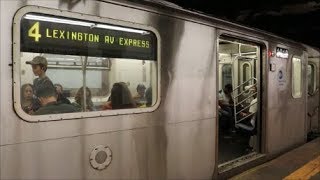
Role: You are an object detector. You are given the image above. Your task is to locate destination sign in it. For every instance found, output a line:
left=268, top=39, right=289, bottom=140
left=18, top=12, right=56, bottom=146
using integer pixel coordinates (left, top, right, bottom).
left=276, top=47, right=289, bottom=59
left=20, top=13, right=157, bottom=60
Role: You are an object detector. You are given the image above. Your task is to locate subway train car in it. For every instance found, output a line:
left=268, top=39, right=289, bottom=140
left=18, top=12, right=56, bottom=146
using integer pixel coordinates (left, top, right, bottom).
left=1, top=0, right=320, bottom=179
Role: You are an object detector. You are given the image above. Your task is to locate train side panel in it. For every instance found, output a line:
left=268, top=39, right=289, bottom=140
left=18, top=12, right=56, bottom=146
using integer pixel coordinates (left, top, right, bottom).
left=266, top=44, right=307, bottom=153
left=1, top=0, right=216, bottom=179
left=305, top=46, right=320, bottom=135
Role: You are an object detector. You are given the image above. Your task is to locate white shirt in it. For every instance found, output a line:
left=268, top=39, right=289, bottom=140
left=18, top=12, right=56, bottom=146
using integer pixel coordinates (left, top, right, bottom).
left=249, top=98, right=257, bottom=113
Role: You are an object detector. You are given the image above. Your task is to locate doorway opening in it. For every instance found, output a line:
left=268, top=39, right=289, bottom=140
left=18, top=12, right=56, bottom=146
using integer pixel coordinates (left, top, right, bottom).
left=217, top=36, right=262, bottom=166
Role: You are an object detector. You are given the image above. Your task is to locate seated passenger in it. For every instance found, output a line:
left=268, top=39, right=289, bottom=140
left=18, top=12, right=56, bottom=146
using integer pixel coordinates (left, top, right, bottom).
left=239, top=85, right=258, bottom=126
left=72, top=86, right=95, bottom=112
left=102, top=82, right=136, bottom=110
left=21, top=83, right=40, bottom=114
left=33, top=81, right=79, bottom=115
left=218, top=84, right=233, bottom=109
left=54, top=83, right=71, bottom=104
left=218, top=84, right=234, bottom=132
left=237, top=85, right=258, bottom=152
left=133, top=84, right=147, bottom=107
left=145, top=87, right=152, bottom=107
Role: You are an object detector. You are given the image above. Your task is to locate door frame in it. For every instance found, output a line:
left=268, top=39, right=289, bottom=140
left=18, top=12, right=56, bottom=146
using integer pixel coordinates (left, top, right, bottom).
left=306, top=59, right=319, bottom=135
left=215, top=29, right=268, bottom=175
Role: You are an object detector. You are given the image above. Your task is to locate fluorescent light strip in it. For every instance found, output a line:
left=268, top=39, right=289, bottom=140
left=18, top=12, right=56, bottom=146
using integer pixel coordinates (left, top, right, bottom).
left=96, top=24, right=149, bottom=34
left=24, top=14, right=149, bottom=34
left=25, top=14, right=93, bottom=27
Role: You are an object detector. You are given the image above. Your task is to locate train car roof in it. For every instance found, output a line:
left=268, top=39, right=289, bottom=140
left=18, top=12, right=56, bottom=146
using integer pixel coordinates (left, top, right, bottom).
left=101, top=0, right=320, bottom=52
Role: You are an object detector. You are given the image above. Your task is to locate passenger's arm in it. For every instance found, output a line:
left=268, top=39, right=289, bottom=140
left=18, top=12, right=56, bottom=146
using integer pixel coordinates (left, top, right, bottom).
left=101, top=101, right=112, bottom=110
left=219, top=100, right=232, bottom=107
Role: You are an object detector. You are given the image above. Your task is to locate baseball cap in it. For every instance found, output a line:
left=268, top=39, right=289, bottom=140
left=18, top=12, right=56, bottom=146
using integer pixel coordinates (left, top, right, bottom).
left=26, top=56, right=48, bottom=66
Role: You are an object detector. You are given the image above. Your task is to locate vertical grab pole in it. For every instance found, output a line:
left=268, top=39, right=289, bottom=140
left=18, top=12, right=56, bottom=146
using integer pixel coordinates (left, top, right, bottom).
left=232, top=56, right=239, bottom=126
left=82, top=56, right=88, bottom=112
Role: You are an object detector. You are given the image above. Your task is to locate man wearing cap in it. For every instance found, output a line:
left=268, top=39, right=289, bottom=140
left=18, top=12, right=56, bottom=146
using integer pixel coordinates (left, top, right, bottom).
left=133, top=84, right=147, bottom=107
left=26, top=56, right=55, bottom=98
left=33, top=80, right=79, bottom=115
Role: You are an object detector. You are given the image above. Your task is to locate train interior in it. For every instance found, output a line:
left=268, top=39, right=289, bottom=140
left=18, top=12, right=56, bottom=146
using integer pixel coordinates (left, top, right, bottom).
left=20, top=52, right=158, bottom=111
left=218, top=37, right=260, bottom=165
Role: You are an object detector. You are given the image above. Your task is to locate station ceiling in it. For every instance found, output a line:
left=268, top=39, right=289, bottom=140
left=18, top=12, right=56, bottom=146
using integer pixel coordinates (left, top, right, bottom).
left=165, top=0, right=320, bottom=49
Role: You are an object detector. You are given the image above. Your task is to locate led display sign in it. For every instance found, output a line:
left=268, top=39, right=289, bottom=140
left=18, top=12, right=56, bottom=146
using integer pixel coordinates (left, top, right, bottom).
left=276, top=47, right=289, bottom=59
left=20, top=13, right=157, bottom=60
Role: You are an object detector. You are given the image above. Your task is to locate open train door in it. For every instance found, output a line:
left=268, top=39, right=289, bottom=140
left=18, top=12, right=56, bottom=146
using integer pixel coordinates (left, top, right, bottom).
left=306, top=50, right=320, bottom=140
left=217, top=34, right=265, bottom=174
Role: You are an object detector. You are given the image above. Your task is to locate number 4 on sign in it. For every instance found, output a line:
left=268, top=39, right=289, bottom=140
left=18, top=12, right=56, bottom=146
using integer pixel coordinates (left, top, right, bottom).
left=28, top=22, right=42, bottom=42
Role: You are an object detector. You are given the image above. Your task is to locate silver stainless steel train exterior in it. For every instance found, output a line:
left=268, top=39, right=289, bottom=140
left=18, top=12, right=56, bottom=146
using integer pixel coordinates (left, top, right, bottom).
left=1, top=0, right=319, bottom=179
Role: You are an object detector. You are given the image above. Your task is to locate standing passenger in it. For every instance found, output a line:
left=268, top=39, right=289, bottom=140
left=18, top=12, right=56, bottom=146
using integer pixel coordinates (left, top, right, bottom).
left=26, top=56, right=55, bottom=98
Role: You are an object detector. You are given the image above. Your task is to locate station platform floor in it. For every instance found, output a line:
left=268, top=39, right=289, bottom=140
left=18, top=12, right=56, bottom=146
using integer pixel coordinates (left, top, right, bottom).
left=230, top=137, right=320, bottom=180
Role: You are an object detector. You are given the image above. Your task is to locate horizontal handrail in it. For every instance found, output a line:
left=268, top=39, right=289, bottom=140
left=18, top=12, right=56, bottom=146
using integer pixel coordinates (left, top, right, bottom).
left=236, top=113, right=254, bottom=123
left=233, top=78, right=257, bottom=92
left=234, top=85, right=257, bottom=99
left=236, top=92, right=257, bottom=106
left=235, top=101, right=257, bottom=115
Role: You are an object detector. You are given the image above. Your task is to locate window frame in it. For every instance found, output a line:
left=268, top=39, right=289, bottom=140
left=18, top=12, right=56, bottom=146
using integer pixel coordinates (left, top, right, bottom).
left=221, top=64, right=233, bottom=89
left=241, top=62, right=252, bottom=91
left=13, top=6, right=161, bottom=122
left=307, top=63, right=317, bottom=95
left=291, top=56, right=302, bottom=98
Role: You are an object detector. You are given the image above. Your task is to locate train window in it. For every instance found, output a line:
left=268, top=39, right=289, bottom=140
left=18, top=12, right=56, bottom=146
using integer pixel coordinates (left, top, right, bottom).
left=292, top=57, right=302, bottom=98
left=14, top=12, right=159, bottom=121
left=307, top=63, right=316, bottom=95
left=222, top=64, right=232, bottom=88
left=242, top=63, right=252, bottom=90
